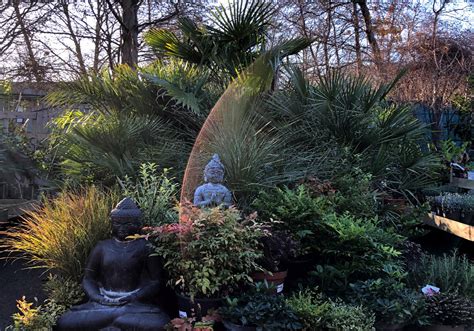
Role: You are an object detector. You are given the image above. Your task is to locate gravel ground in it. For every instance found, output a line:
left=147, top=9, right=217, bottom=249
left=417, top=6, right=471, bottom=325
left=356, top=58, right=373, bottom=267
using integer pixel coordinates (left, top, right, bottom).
left=0, top=236, right=46, bottom=330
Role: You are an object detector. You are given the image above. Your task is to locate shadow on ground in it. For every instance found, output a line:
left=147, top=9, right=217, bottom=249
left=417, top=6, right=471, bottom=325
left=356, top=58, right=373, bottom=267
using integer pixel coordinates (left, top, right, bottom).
left=0, top=236, right=46, bottom=330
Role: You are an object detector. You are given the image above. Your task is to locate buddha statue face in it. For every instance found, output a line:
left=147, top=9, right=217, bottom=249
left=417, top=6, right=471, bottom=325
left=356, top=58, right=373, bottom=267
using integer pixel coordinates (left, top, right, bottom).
left=109, top=197, right=143, bottom=241
left=111, top=217, right=141, bottom=241
left=204, top=154, right=225, bottom=184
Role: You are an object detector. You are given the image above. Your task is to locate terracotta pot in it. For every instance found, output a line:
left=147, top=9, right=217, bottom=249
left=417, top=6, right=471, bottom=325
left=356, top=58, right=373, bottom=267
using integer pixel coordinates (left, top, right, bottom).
left=223, top=320, right=257, bottom=331
left=251, top=270, right=287, bottom=294
left=176, top=293, right=223, bottom=319
left=420, top=325, right=466, bottom=331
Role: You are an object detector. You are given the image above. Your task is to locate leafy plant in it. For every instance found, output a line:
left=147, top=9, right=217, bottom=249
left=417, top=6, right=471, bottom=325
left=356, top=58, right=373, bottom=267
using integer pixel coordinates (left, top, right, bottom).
left=350, top=276, right=428, bottom=326
left=252, top=185, right=332, bottom=257
left=151, top=202, right=264, bottom=298
left=425, top=292, right=473, bottom=326
left=43, top=274, right=84, bottom=307
left=311, top=213, right=404, bottom=292
left=1, top=186, right=119, bottom=281
left=119, top=163, right=178, bottom=226
left=8, top=297, right=48, bottom=331
left=407, top=251, right=474, bottom=299
left=286, top=288, right=375, bottom=331
left=220, top=282, right=302, bottom=330
left=257, top=229, right=299, bottom=273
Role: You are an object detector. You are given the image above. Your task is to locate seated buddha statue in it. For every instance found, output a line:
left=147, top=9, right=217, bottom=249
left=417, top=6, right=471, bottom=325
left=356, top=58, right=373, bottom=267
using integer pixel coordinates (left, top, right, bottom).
left=193, top=154, right=232, bottom=208
left=57, top=197, right=170, bottom=331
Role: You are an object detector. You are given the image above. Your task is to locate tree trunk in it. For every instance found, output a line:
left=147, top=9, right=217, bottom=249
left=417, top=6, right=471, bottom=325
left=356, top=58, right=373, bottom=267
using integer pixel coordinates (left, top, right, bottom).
left=356, top=0, right=382, bottom=70
left=120, top=0, right=139, bottom=67
left=13, top=1, right=43, bottom=81
left=61, top=3, right=87, bottom=75
left=352, top=1, right=362, bottom=74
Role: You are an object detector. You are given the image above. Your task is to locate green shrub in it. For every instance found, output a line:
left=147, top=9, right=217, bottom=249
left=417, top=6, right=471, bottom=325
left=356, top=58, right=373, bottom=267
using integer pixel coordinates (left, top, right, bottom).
left=8, top=297, right=49, bottom=331
left=252, top=185, right=332, bottom=256
left=286, top=289, right=375, bottom=331
left=350, top=276, right=428, bottom=326
left=311, top=213, right=404, bottom=292
left=43, top=274, right=84, bottom=307
left=1, top=186, right=119, bottom=281
left=330, top=167, right=378, bottom=218
left=407, top=251, right=474, bottom=299
left=119, top=163, right=178, bottom=226
left=220, top=282, right=302, bottom=330
left=152, top=203, right=264, bottom=298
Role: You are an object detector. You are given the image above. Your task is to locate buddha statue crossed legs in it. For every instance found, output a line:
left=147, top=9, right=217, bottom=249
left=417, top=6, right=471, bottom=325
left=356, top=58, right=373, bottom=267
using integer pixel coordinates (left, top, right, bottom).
left=57, top=197, right=169, bottom=331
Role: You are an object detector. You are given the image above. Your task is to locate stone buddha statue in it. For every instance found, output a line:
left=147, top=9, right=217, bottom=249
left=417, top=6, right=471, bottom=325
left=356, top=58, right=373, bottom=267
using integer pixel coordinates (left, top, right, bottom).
left=193, top=154, right=232, bottom=208
left=57, top=197, right=170, bottom=331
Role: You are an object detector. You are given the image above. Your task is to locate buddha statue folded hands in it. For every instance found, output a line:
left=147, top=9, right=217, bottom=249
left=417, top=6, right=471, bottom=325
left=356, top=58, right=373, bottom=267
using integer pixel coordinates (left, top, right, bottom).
left=56, top=197, right=170, bottom=331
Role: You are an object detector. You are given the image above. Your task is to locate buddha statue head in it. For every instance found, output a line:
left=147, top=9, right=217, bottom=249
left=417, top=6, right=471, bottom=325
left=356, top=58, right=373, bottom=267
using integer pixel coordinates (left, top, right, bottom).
left=110, top=197, right=142, bottom=241
left=204, top=154, right=225, bottom=184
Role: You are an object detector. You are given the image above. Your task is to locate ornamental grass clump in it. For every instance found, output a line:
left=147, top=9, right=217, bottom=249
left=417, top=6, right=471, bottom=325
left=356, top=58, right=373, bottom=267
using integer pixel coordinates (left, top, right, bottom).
left=151, top=202, right=265, bottom=299
left=1, top=186, right=118, bottom=281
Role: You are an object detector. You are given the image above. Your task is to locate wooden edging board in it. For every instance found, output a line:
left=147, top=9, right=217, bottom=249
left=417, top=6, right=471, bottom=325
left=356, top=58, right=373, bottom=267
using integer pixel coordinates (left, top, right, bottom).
left=424, top=213, right=473, bottom=242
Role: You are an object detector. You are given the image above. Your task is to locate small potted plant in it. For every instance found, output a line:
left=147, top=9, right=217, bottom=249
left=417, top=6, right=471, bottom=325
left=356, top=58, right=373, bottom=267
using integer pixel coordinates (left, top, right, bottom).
left=219, top=282, right=302, bottom=331
left=251, top=229, right=298, bottom=294
left=151, top=202, right=264, bottom=318
left=423, top=291, right=473, bottom=331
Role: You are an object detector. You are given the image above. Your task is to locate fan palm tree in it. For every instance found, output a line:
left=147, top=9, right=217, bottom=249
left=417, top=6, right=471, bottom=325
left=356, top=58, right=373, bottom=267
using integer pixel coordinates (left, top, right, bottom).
left=144, top=0, right=275, bottom=80
left=267, top=67, right=441, bottom=201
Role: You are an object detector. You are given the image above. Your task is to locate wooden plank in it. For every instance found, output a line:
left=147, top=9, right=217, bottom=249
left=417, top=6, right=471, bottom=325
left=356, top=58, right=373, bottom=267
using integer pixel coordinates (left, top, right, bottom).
left=450, top=177, right=474, bottom=190
left=424, top=213, right=473, bottom=241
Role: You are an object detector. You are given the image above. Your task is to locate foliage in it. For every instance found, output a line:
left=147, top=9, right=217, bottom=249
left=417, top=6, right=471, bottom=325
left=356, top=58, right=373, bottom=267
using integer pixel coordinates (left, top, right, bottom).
left=407, top=251, right=474, bottom=299
left=9, top=297, right=49, bottom=331
left=1, top=186, right=118, bottom=281
left=151, top=203, right=264, bottom=298
left=439, top=139, right=469, bottom=163
left=425, top=292, right=473, bottom=326
left=145, top=0, right=275, bottom=80
left=220, top=282, right=302, bottom=330
left=350, top=273, right=428, bottom=326
left=166, top=313, right=219, bottom=331
left=329, top=165, right=378, bottom=218
left=252, top=185, right=332, bottom=256
left=286, top=289, right=375, bottom=331
left=119, top=163, right=178, bottom=226
left=50, top=110, right=188, bottom=185
left=257, top=229, right=299, bottom=272
left=45, top=61, right=212, bottom=185
left=311, top=213, right=403, bottom=293
left=43, top=274, right=84, bottom=307
left=267, top=67, right=440, bottom=201
left=381, top=203, right=430, bottom=238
